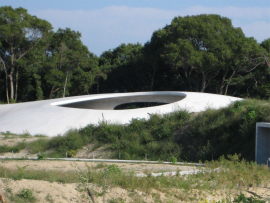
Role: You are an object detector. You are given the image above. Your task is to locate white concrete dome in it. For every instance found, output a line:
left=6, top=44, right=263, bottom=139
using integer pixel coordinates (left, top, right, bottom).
left=0, top=91, right=242, bottom=137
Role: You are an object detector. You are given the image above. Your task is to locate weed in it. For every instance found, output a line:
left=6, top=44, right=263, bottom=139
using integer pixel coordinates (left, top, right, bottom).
left=72, top=162, right=96, bottom=202
left=3, top=131, right=11, bottom=136
left=233, top=193, right=266, bottom=203
left=95, top=162, right=106, bottom=169
left=37, top=153, right=46, bottom=159
left=0, top=142, right=26, bottom=153
left=28, top=138, right=49, bottom=154
left=109, top=197, right=126, bottom=203
left=20, top=130, right=32, bottom=138
left=105, top=164, right=121, bottom=174
left=45, top=193, right=54, bottom=203
left=232, top=100, right=243, bottom=112
left=18, top=188, right=34, bottom=199
left=34, top=134, right=47, bottom=137
left=8, top=188, right=37, bottom=203
left=67, top=149, right=76, bottom=157
left=171, top=156, right=177, bottom=164
left=2, top=170, right=13, bottom=195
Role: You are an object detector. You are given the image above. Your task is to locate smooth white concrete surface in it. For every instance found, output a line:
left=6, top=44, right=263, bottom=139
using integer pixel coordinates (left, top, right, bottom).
left=256, top=122, right=270, bottom=165
left=0, top=91, right=242, bottom=137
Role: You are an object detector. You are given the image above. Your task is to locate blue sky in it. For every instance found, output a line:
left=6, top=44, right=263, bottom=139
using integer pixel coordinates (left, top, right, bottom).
left=1, top=0, right=270, bottom=56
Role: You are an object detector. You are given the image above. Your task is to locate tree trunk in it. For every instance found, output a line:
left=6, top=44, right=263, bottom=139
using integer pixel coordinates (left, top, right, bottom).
left=224, top=69, right=237, bottom=95
left=49, top=87, right=60, bottom=99
left=34, top=73, right=43, bottom=100
left=219, top=68, right=228, bottom=95
left=150, top=65, right=156, bottom=91
left=224, top=83, right=229, bottom=95
left=97, top=83, right=99, bottom=94
left=200, top=71, right=206, bottom=92
left=5, top=74, right=9, bottom=104
left=15, top=66, right=19, bottom=102
left=0, top=57, right=9, bottom=104
left=8, top=74, right=14, bottom=100
left=49, top=86, right=54, bottom=99
left=10, top=47, right=15, bottom=100
left=63, top=71, right=69, bottom=97
left=184, top=68, right=192, bottom=91
left=261, top=53, right=270, bottom=69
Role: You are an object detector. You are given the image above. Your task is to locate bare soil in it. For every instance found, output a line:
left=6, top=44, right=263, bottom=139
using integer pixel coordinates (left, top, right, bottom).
left=0, top=134, right=269, bottom=203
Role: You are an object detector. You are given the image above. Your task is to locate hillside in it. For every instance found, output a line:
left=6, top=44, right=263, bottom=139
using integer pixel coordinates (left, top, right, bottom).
left=1, top=99, right=270, bottom=163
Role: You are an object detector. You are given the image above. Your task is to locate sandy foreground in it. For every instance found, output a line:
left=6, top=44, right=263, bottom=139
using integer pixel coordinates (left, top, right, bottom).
left=0, top=159, right=205, bottom=203
left=0, top=134, right=270, bottom=202
left=0, top=159, right=269, bottom=203
left=0, top=160, right=269, bottom=203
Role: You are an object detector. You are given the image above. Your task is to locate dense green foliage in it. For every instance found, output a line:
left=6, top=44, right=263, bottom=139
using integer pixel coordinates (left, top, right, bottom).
left=175, top=99, right=270, bottom=161
left=2, top=99, right=269, bottom=162
left=79, top=99, right=270, bottom=162
left=0, top=7, right=270, bottom=103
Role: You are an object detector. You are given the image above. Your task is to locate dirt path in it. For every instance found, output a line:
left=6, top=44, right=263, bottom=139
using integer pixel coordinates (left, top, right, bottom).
left=0, top=159, right=197, bottom=174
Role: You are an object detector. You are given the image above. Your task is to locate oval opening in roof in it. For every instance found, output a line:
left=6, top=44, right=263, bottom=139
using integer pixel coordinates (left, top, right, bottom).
left=56, top=93, right=186, bottom=110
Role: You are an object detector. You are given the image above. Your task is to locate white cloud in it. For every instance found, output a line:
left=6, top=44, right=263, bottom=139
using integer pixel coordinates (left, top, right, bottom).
left=33, top=6, right=270, bottom=55
left=185, top=6, right=270, bottom=19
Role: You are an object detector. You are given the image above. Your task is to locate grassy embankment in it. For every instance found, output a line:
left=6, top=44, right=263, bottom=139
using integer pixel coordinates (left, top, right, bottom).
left=1, top=99, right=270, bottom=162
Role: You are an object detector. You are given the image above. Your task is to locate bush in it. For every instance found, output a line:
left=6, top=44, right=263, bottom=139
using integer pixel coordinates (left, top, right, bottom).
left=18, top=188, right=34, bottom=199
left=233, top=193, right=266, bottom=203
left=174, top=99, right=270, bottom=162
left=37, top=153, right=46, bottom=160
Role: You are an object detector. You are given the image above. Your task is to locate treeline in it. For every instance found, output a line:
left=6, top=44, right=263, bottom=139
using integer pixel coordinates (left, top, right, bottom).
left=0, top=6, right=270, bottom=103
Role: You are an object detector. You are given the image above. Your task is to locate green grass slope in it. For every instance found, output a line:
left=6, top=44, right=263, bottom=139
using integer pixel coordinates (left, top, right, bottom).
left=1, top=99, right=270, bottom=162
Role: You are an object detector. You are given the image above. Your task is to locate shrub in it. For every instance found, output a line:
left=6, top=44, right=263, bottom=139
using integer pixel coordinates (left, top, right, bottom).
left=233, top=193, right=265, bottom=203
left=174, top=99, right=270, bottom=162
left=37, top=153, right=46, bottom=160
left=171, top=156, right=177, bottom=164
left=18, top=188, right=34, bottom=199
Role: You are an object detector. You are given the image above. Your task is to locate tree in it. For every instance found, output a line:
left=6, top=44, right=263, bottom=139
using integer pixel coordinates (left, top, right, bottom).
left=251, top=38, right=270, bottom=98
left=147, top=14, right=262, bottom=94
left=45, top=28, right=89, bottom=98
left=98, top=43, right=145, bottom=93
left=70, top=52, right=100, bottom=95
left=0, top=55, right=9, bottom=103
left=260, top=38, right=270, bottom=68
left=0, top=6, right=53, bottom=101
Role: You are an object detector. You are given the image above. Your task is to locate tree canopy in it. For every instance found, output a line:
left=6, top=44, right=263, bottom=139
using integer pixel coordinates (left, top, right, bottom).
left=0, top=8, right=269, bottom=103
left=0, top=6, right=53, bottom=102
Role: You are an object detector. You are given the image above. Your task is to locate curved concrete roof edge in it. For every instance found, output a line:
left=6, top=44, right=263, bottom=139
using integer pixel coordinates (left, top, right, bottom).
left=0, top=91, right=243, bottom=137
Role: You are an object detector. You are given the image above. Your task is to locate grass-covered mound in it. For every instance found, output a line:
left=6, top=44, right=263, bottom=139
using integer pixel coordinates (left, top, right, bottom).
left=175, top=99, right=270, bottom=162
left=1, top=99, right=270, bottom=162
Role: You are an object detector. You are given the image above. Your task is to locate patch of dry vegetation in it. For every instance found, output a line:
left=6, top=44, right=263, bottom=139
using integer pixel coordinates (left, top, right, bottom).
left=0, top=154, right=269, bottom=202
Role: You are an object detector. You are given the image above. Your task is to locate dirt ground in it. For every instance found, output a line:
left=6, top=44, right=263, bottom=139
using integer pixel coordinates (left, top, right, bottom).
left=0, top=134, right=270, bottom=203
left=0, top=159, right=197, bottom=174
left=0, top=158, right=202, bottom=202
left=0, top=166, right=269, bottom=203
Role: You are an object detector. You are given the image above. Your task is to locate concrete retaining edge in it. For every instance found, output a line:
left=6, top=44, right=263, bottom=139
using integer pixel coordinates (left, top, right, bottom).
left=0, top=156, right=221, bottom=177
left=0, top=156, right=204, bottom=166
